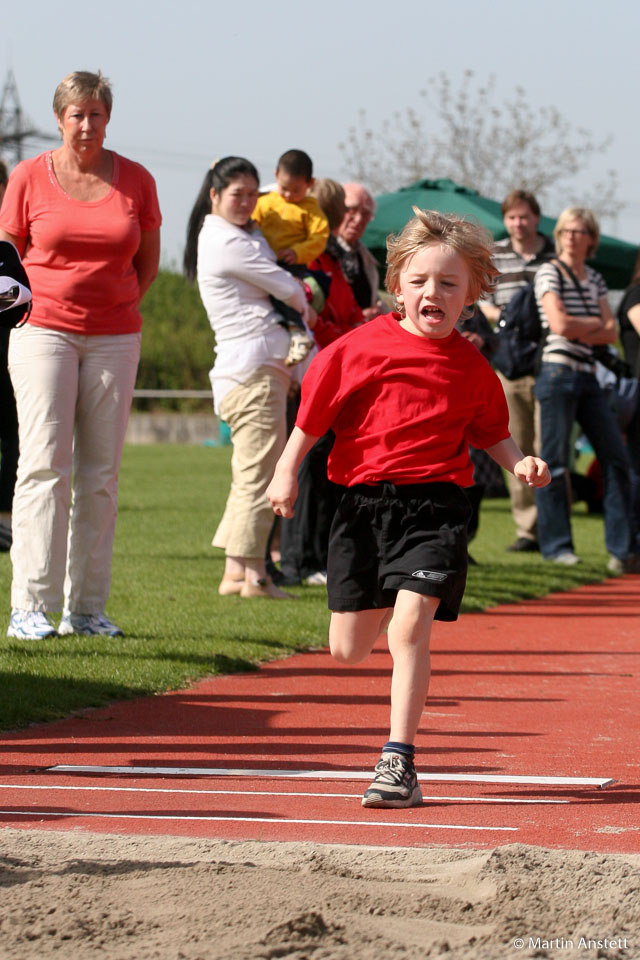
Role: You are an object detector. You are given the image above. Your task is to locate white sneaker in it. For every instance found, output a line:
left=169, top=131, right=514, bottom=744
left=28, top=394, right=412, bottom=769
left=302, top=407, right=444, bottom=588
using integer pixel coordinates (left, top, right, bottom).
left=7, top=609, right=57, bottom=640
left=551, top=551, right=581, bottom=566
left=58, top=612, right=124, bottom=637
left=607, top=555, right=624, bottom=575
left=304, top=571, right=328, bottom=586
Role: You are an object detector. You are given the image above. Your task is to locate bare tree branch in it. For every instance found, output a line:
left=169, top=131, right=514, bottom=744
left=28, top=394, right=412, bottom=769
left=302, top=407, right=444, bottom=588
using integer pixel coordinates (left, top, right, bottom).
left=339, top=72, right=622, bottom=227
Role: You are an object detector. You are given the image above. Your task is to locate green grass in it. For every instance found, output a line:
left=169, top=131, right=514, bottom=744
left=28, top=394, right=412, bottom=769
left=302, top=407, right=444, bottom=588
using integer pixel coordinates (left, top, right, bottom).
left=0, top=445, right=612, bottom=732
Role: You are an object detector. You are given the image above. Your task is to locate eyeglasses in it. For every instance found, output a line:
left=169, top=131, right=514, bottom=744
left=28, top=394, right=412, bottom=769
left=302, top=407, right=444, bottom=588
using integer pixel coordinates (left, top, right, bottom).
left=345, top=205, right=374, bottom=219
left=559, top=228, right=590, bottom=237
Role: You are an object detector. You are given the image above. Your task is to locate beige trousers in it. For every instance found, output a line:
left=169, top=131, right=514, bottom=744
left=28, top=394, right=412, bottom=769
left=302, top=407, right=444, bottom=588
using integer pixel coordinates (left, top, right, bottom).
left=498, top=372, right=540, bottom=542
left=213, top=365, right=290, bottom=559
left=8, top=325, right=140, bottom=613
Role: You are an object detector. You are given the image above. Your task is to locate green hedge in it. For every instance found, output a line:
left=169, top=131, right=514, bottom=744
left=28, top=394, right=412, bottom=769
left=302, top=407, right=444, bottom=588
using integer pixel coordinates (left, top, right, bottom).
left=137, top=270, right=213, bottom=410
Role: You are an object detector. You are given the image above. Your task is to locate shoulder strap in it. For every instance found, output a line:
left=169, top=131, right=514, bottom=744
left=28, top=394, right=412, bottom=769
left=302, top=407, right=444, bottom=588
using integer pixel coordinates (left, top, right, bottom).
left=552, top=259, right=592, bottom=313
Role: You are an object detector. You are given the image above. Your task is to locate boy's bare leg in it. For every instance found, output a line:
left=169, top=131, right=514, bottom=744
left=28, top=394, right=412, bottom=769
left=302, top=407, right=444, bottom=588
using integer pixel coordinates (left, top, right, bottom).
left=329, top=608, right=393, bottom=664
left=355, top=591, right=437, bottom=808
left=387, top=590, right=438, bottom=744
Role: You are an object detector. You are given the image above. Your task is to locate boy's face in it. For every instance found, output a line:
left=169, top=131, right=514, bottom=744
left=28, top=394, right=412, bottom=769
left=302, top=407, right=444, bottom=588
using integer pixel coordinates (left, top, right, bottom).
left=275, top=169, right=311, bottom=204
left=395, top=244, right=473, bottom=340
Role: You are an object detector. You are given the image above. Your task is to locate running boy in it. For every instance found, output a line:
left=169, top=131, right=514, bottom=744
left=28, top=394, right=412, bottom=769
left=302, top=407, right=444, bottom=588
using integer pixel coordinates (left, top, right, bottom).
left=254, top=150, right=330, bottom=366
left=267, top=208, right=550, bottom=808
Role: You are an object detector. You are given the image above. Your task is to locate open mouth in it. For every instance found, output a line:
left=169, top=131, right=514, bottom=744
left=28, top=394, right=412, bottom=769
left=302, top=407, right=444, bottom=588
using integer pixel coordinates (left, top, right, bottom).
left=421, top=306, right=445, bottom=321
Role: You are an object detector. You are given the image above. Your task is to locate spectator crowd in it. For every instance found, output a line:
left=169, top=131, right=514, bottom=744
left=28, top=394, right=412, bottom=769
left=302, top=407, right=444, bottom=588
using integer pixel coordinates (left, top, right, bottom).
left=1, top=77, right=639, bottom=643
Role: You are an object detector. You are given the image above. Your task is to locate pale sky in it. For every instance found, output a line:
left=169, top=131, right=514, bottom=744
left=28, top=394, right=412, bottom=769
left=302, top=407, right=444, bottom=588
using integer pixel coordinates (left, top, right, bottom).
left=3, top=0, right=639, bottom=270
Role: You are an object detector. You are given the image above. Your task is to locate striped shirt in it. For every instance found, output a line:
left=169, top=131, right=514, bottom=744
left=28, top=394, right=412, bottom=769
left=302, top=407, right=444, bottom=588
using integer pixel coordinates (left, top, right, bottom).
left=485, top=235, right=555, bottom=308
left=534, top=262, right=608, bottom=371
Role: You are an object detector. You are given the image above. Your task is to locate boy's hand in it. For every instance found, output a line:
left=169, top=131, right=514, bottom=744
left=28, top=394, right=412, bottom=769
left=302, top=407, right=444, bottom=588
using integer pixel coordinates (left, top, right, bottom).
left=267, top=470, right=298, bottom=518
left=277, top=248, right=297, bottom=265
left=514, top=457, right=551, bottom=488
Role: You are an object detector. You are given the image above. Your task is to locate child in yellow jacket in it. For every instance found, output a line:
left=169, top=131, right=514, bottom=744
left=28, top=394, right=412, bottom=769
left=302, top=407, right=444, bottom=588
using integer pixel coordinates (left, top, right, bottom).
left=254, top=150, right=330, bottom=366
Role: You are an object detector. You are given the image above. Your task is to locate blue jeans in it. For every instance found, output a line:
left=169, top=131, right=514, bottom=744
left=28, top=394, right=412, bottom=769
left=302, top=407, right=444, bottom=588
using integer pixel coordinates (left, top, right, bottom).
left=534, top=363, right=631, bottom=560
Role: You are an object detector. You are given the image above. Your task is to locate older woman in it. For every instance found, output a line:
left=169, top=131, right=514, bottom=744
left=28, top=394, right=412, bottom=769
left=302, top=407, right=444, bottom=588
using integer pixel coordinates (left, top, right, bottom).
left=533, top=207, right=631, bottom=571
left=184, top=157, right=308, bottom=599
left=0, top=70, right=161, bottom=639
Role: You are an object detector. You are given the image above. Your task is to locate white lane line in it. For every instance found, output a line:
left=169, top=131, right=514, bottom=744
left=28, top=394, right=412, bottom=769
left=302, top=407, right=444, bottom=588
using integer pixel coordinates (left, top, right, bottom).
left=0, top=783, right=568, bottom=805
left=49, top=765, right=615, bottom=788
left=0, top=810, right=517, bottom=831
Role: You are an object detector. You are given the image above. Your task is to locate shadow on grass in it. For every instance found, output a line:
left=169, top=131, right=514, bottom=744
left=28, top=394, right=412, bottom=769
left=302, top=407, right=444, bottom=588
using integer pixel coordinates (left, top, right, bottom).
left=463, top=561, right=608, bottom=611
left=0, top=653, right=256, bottom=731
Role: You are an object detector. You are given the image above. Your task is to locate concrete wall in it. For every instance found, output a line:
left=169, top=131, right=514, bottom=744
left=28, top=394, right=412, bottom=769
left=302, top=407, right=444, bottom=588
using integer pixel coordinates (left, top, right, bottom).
left=126, top=413, right=221, bottom=445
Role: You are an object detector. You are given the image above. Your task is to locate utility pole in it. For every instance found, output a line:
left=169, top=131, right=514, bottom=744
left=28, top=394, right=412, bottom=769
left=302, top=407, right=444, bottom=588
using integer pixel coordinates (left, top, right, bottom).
left=0, top=69, right=57, bottom=167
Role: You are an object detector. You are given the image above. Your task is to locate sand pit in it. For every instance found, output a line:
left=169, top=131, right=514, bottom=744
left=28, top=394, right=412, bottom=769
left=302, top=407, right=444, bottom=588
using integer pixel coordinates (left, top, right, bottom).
left=1, top=829, right=638, bottom=959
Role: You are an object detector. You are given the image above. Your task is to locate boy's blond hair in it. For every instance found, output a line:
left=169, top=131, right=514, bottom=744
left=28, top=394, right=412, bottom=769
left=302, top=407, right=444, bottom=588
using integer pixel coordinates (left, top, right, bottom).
left=385, top=207, right=498, bottom=317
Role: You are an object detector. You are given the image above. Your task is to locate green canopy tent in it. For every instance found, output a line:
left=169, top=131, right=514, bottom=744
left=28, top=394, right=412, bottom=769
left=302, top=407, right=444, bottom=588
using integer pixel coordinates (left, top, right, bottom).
left=362, top=178, right=638, bottom=290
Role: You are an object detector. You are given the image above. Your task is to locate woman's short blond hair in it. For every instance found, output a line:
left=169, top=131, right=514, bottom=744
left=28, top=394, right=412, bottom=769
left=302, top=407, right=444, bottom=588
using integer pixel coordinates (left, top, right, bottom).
left=53, top=70, right=113, bottom=119
left=311, top=178, right=346, bottom=232
left=386, top=207, right=498, bottom=315
left=553, top=206, right=600, bottom=258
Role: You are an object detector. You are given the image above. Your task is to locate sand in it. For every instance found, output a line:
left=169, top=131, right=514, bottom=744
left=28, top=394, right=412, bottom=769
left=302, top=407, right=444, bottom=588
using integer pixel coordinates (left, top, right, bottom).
left=1, top=829, right=639, bottom=959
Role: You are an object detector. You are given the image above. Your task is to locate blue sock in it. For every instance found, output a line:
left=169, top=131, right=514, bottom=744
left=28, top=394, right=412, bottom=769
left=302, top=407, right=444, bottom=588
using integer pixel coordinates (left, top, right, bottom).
left=383, top=740, right=415, bottom=760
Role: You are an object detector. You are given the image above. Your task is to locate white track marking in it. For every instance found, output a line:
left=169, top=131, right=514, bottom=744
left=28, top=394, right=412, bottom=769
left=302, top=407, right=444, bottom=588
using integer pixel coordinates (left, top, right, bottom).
left=0, top=784, right=569, bottom=804
left=0, top=809, right=516, bottom=831
left=49, top=765, right=614, bottom=788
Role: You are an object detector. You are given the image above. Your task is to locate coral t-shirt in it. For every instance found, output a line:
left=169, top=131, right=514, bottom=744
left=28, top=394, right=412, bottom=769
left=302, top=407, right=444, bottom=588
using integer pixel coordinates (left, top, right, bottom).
left=0, top=151, right=161, bottom=335
left=296, top=313, right=510, bottom=487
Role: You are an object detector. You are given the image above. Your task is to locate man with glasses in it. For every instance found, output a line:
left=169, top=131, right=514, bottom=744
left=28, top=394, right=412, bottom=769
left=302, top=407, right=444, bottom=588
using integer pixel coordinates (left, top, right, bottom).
left=333, top=183, right=384, bottom=319
left=479, top=189, right=554, bottom=553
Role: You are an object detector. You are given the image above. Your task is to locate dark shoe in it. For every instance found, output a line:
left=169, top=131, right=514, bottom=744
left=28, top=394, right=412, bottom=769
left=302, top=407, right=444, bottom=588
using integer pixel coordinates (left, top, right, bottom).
left=0, top=522, right=11, bottom=552
left=362, top=753, right=422, bottom=808
left=271, top=569, right=302, bottom=587
left=506, top=537, right=540, bottom=553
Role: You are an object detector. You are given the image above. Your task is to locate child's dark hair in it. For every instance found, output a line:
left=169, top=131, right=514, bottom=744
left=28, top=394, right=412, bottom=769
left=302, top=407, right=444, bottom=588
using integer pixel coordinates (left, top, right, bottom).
left=183, top=156, right=259, bottom=281
left=386, top=207, right=499, bottom=318
left=277, top=149, right=313, bottom=181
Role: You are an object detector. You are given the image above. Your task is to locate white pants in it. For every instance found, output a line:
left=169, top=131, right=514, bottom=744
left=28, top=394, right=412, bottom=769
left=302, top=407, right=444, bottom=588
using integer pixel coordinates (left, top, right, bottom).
left=8, top=326, right=141, bottom=613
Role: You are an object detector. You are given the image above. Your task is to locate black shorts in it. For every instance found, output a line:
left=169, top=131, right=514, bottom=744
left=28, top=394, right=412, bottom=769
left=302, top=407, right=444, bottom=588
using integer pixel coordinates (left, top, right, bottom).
left=327, top=482, right=471, bottom=621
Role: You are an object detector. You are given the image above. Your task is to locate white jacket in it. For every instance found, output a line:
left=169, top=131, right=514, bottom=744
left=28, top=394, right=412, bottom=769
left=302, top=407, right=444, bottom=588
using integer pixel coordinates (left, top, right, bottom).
left=197, top=215, right=307, bottom=409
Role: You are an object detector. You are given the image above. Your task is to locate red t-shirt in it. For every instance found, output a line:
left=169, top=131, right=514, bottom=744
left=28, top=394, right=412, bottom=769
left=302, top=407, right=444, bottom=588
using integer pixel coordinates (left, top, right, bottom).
left=296, top=313, right=510, bottom=487
left=0, top=151, right=161, bottom=335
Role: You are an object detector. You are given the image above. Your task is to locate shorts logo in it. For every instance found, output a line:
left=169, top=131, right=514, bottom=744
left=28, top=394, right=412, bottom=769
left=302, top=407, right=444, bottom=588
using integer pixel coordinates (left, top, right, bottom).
left=412, top=570, right=447, bottom=582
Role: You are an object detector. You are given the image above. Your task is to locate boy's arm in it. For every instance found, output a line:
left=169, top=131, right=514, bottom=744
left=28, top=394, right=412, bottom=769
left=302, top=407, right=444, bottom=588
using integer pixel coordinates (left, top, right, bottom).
left=485, top=437, right=551, bottom=488
left=267, top=426, right=322, bottom=517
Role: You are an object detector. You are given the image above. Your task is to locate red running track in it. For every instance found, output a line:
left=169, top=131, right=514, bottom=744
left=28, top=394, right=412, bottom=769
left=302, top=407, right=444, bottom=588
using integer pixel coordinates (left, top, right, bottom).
left=0, top=577, right=639, bottom=853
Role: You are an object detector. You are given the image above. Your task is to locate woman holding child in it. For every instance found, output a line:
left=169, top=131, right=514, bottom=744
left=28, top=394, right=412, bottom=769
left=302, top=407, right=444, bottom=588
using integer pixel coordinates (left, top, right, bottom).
left=533, top=207, right=632, bottom=572
left=184, top=157, right=310, bottom=599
